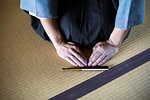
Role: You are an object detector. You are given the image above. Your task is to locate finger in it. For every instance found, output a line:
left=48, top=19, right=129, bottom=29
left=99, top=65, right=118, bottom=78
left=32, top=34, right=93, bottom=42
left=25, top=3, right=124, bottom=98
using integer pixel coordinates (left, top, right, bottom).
left=92, top=43, right=99, bottom=51
left=92, top=45, right=97, bottom=51
left=75, top=48, right=87, bottom=60
left=93, top=42, right=104, bottom=49
left=88, top=51, right=102, bottom=66
left=69, top=44, right=87, bottom=64
left=92, top=54, right=106, bottom=66
left=72, top=47, right=87, bottom=64
left=70, top=49, right=87, bottom=66
left=67, top=42, right=74, bottom=45
left=69, top=54, right=85, bottom=67
left=65, top=57, right=78, bottom=66
left=98, top=56, right=111, bottom=66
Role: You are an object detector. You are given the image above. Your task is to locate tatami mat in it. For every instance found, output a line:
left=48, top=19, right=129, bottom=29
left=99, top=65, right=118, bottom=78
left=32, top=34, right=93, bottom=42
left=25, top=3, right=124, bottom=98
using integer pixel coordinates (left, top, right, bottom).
left=78, top=61, right=150, bottom=100
left=0, top=0, right=150, bottom=100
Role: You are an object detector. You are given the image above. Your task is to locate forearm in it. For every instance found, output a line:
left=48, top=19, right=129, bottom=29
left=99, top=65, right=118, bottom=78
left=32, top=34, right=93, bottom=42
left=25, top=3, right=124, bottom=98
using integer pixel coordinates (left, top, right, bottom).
left=40, top=18, right=87, bottom=66
left=40, top=18, right=65, bottom=47
left=107, top=27, right=129, bottom=47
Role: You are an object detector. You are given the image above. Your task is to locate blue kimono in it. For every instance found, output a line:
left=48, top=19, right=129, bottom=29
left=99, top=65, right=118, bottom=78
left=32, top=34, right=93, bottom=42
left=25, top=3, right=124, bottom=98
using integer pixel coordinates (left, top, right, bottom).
left=20, top=0, right=145, bottom=47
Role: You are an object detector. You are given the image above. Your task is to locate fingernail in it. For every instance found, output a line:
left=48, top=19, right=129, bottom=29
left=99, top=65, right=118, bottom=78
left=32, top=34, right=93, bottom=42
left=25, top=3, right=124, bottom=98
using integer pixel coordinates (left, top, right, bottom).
left=92, top=64, right=96, bottom=67
left=98, top=64, right=101, bottom=66
left=85, top=63, right=87, bottom=66
left=74, top=64, right=78, bottom=66
left=88, top=62, right=92, bottom=66
left=80, top=64, right=84, bottom=67
left=98, top=63, right=102, bottom=66
left=84, top=61, right=87, bottom=66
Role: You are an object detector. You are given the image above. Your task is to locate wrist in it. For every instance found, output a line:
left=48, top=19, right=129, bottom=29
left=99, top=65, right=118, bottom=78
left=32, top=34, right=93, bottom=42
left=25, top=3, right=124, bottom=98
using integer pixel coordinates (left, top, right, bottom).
left=108, top=27, right=128, bottom=47
left=53, top=39, right=66, bottom=49
left=106, top=39, right=120, bottom=47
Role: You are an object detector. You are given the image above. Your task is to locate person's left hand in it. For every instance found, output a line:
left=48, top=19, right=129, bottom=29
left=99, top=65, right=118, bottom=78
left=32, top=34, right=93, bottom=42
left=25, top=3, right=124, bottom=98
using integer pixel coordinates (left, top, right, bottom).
left=88, top=41, right=118, bottom=66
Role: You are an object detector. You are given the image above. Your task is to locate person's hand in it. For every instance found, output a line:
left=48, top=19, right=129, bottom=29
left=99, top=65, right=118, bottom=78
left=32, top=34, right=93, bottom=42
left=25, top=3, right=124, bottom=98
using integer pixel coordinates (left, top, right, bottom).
left=55, top=41, right=87, bottom=67
left=88, top=41, right=118, bottom=66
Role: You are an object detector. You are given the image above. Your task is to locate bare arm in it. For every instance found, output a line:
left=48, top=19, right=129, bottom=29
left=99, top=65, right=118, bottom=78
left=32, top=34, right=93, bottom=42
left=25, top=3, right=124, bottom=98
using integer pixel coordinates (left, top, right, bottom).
left=88, top=27, right=128, bottom=66
left=107, top=27, right=128, bottom=47
left=40, top=18, right=87, bottom=66
left=40, top=18, right=65, bottom=47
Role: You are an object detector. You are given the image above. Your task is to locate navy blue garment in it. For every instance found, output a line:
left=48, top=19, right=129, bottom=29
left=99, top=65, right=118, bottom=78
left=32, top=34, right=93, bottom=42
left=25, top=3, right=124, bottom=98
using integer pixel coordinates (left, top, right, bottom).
left=58, top=0, right=116, bottom=46
left=30, top=15, right=51, bottom=41
left=21, top=0, right=144, bottom=47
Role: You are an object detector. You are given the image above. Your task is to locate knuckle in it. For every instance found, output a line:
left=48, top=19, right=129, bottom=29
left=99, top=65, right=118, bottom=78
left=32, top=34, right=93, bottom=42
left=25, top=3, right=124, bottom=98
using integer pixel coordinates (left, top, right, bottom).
left=67, top=53, right=72, bottom=58
left=68, top=48, right=73, bottom=52
left=93, top=55, right=98, bottom=60
left=101, top=48, right=105, bottom=52
left=101, top=59, right=106, bottom=63
left=94, top=62, right=98, bottom=65
left=76, top=54, right=81, bottom=58
left=66, top=50, right=70, bottom=55
left=94, top=54, right=99, bottom=59
left=96, top=46, right=101, bottom=49
left=100, top=62, right=104, bottom=65
left=96, top=59, right=100, bottom=63
left=65, top=56, right=70, bottom=59
left=90, top=60, right=94, bottom=63
left=97, top=47, right=102, bottom=51
left=103, top=52, right=107, bottom=56
left=96, top=59, right=101, bottom=64
left=71, top=44, right=76, bottom=48
left=98, top=57, right=103, bottom=60
left=73, top=46, right=78, bottom=50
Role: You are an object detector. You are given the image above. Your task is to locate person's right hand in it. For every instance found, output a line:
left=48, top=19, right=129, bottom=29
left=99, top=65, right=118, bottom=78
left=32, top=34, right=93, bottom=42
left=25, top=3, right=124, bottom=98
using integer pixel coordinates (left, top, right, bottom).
left=55, top=41, right=87, bottom=67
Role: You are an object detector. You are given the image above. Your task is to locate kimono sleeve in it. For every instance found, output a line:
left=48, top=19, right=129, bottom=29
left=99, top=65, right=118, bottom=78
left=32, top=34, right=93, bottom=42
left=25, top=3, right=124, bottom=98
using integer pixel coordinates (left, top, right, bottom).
left=20, top=0, right=58, bottom=18
left=114, top=0, right=145, bottom=30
